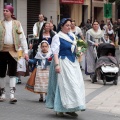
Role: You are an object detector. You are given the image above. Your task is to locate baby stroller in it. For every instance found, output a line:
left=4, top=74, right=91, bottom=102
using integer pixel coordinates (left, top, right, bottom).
left=28, top=34, right=39, bottom=57
left=27, top=34, right=39, bottom=71
left=92, top=43, right=119, bottom=85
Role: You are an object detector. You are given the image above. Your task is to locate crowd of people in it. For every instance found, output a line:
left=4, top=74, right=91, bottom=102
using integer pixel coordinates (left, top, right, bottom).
left=0, top=4, right=120, bottom=118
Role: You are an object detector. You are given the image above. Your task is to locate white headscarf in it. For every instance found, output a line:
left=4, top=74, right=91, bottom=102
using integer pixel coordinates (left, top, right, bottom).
left=35, top=40, right=52, bottom=69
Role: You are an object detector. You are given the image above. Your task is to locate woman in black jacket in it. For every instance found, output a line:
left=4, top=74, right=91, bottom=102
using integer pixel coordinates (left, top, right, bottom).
left=32, top=22, right=55, bottom=57
left=39, top=22, right=55, bottom=45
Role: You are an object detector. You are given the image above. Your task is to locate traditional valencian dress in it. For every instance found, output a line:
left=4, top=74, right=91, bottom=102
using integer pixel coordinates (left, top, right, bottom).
left=42, top=35, right=52, bottom=45
left=0, top=19, right=28, bottom=102
left=85, top=28, right=105, bottom=74
left=26, top=41, right=52, bottom=94
left=46, top=31, right=86, bottom=112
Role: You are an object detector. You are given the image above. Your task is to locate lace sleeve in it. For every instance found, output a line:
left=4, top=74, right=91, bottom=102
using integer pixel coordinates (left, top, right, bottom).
left=86, top=32, right=95, bottom=45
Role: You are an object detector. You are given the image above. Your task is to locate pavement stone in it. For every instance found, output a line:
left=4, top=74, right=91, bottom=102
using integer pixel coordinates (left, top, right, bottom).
left=86, top=76, right=120, bottom=115
left=80, top=68, right=120, bottom=116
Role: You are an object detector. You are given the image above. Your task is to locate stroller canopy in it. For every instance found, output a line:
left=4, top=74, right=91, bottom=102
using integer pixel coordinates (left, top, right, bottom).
left=97, top=43, right=115, bottom=58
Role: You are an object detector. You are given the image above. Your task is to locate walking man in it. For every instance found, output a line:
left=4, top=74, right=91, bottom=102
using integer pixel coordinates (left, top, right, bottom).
left=33, top=14, right=45, bottom=37
left=0, top=5, right=28, bottom=103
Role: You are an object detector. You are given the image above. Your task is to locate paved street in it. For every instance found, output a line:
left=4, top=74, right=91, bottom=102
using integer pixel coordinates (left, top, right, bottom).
left=0, top=73, right=120, bottom=120
left=0, top=48, right=120, bottom=120
left=85, top=74, right=120, bottom=116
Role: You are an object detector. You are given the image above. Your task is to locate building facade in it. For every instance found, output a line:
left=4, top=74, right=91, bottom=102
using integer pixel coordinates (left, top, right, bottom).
left=35, top=0, right=91, bottom=34
left=0, top=0, right=27, bottom=35
left=0, top=0, right=117, bottom=36
left=0, top=0, right=91, bottom=36
left=92, top=0, right=116, bottom=23
left=59, top=0, right=91, bottom=26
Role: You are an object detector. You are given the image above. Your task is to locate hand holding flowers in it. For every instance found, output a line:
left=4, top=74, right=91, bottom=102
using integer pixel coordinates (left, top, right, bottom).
left=76, top=37, right=87, bottom=57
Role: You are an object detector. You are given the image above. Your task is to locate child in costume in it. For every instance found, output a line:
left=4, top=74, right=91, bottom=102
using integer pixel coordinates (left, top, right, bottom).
left=26, top=40, right=52, bottom=102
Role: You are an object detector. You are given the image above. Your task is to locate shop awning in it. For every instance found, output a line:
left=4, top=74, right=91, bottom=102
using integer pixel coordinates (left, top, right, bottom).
left=60, top=0, right=84, bottom=4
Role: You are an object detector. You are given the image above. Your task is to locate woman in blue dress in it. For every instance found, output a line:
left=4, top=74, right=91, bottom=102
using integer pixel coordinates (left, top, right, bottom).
left=46, top=18, right=86, bottom=117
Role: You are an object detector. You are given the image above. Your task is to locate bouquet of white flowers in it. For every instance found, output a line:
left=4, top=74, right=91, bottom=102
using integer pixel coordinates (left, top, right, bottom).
left=76, top=37, right=87, bottom=62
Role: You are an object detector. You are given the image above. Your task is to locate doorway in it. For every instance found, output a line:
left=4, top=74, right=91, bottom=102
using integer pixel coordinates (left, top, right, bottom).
left=94, top=7, right=103, bottom=22
left=27, top=0, right=40, bottom=35
left=82, top=5, right=88, bottom=23
left=118, top=5, right=120, bottom=19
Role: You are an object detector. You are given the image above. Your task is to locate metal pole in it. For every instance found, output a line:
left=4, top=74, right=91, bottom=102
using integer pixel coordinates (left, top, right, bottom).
left=90, top=0, right=92, bottom=22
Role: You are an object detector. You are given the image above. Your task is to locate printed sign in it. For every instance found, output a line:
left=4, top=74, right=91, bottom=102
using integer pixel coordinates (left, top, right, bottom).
left=104, top=3, right=112, bottom=18
left=60, top=0, right=84, bottom=4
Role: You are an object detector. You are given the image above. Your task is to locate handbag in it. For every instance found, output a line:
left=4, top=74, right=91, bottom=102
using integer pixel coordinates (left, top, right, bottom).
left=25, top=68, right=37, bottom=93
left=16, top=58, right=29, bottom=76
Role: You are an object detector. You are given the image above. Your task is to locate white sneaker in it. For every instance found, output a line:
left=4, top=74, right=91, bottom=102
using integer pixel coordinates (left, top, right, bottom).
left=10, top=94, right=17, bottom=104
left=0, top=94, right=6, bottom=102
left=43, top=93, right=46, bottom=102
left=0, top=88, right=6, bottom=102
left=10, top=88, right=17, bottom=104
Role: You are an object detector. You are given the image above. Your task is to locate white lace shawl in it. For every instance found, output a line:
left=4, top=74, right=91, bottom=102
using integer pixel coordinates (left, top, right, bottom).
left=87, top=28, right=103, bottom=39
left=51, top=31, right=76, bottom=54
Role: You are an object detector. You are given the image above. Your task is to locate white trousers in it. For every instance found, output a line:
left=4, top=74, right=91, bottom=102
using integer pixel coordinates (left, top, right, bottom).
left=0, top=77, right=16, bottom=88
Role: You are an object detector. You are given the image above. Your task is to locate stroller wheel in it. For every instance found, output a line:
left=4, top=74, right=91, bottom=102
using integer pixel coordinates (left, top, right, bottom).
left=113, top=74, right=118, bottom=85
left=103, top=77, right=106, bottom=85
left=113, top=79, right=118, bottom=85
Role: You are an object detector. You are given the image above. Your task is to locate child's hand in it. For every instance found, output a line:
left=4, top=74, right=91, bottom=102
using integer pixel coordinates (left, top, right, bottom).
left=55, top=66, right=60, bottom=73
left=24, top=53, right=29, bottom=61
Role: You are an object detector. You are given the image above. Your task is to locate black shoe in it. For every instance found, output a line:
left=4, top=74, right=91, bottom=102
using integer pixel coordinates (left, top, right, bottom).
left=17, top=79, right=21, bottom=84
left=56, top=112, right=64, bottom=117
left=81, top=109, right=86, bottom=112
left=39, top=97, right=43, bottom=102
left=65, top=112, right=78, bottom=117
left=10, top=98, right=17, bottom=104
left=90, top=74, right=97, bottom=83
left=93, top=75, right=97, bottom=82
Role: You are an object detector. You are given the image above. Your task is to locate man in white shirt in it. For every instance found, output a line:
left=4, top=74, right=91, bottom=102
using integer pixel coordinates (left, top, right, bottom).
left=33, top=14, right=45, bottom=38
left=0, top=5, right=28, bottom=104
